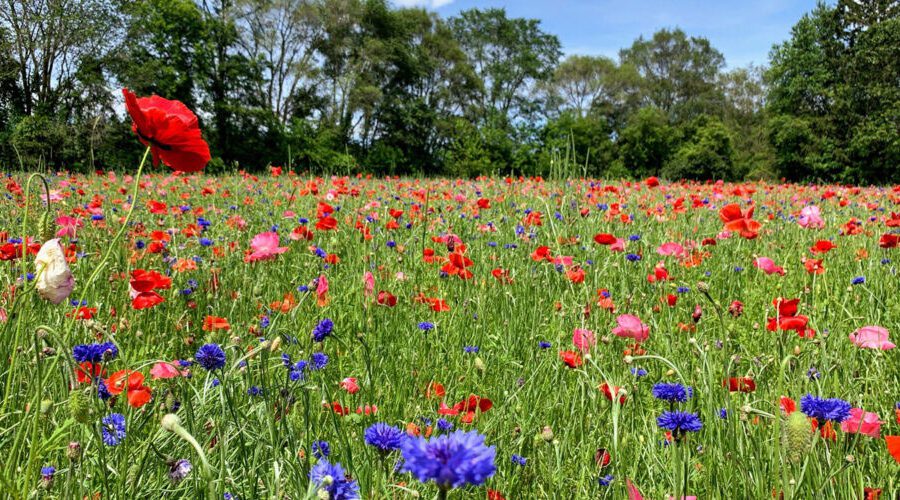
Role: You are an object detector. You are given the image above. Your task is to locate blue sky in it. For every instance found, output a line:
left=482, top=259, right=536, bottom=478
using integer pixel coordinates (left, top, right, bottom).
left=394, top=0, right=824, bottom=68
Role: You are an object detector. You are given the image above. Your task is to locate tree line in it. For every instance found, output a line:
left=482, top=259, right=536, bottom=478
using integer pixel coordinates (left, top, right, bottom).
left=0, top=0, right=897, bottom=182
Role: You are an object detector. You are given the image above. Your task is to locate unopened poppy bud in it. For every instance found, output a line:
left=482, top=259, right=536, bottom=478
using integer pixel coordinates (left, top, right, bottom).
left=665, top=369, right=675, bottom=377
left=696, top=281, right=709, bottom=293
left=474, top=357, right=486, bottom=373
left=793, top=345, right=801, bottom=356
left=269, top=336, right=282, bottom=352
left=161, top=413, right=182, bottom=432
left=623, top=355, right=633, bottom=364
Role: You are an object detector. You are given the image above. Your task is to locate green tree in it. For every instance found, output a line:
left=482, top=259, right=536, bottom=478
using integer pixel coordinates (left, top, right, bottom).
left=616, top=106, right=673, bottom=178
left=665, top=116, right=736, bottom=180
left=620, top=28, right=725, bottom=122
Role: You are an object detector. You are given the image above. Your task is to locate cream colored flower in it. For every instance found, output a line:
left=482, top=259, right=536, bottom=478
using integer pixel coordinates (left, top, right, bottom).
left=34, top=239, right=74, bottom=304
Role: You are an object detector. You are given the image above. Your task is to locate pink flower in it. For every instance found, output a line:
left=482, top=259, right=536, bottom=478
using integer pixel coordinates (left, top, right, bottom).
left=552, top=255, right=574, bottom=267
left=56, top=216, right=82, bottom=238
left=753, top=257, right=785, bottom=276
left=363, top=271, right=375, bottom=297
left=626, top=479, right=643, bottom=500
left=340, top=377, right=360, bottom=394
left=612, top=314, right=649, bottom=343
left=656, top=242, right=685, bottom=258
left=150, top=361, right=184, bottom=379
left=610, top=238, right=626, bottom=252
left=572, top=328, right=596, bottom=353
left=849, top=325, right=895, bottom=350
left=246, top=232, right=288, bottom=262
left=798, top=205, right=824, bottom=229
left=840, top=408, right=883, bottom=438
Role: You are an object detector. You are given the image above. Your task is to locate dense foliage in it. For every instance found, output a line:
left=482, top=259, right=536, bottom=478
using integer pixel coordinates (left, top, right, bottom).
left=0, top=0, right=897, bottom=182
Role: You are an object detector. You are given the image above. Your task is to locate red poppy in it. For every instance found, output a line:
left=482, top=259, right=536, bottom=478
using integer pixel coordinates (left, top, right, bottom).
left=316, top=216, right=338, bottom=231
left=531, top=246, right=552, bottom=262
left=645, top=176, right=660, bottom=187
left=122, top=88, right=210, bottom=172
left=491, top=268, right=512, bottom=284
left=487, top=489, right=506, bottom=500
left=719, top=203, right=761, bottom=239
left=130, top=269, right=171, bottom=310
left=438, top=395, right=493, bottom=423
left=879, top=234, right=898, bottom=248
left=594, top=448, right=612, bottom=468
left=864, top=487, right=882, bottom=500
left=559, top=350, right=583, bottom=368
left=723, top=377, right=756, bottom=393
left=810, top=240, right=836, bottom=254
left=887, top=436, right=900, bottom=463
left=106, top=370, right=152, bottom=408
left=75, top=362, right=105, bottom=384
left=440, top=246, right=474, bottom=279
left=376, top=290, right=397, bottom=307
left=599, top=382, right=626, bottom=404
left=203, top=315, right=231, bottom=331
left=803, top=258, right=825, bottom=274
left=593, top=233, right=617, bottom=245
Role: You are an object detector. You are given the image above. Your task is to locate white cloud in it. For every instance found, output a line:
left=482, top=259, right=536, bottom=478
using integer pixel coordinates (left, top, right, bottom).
left=393, top=0, right=454, bottom=9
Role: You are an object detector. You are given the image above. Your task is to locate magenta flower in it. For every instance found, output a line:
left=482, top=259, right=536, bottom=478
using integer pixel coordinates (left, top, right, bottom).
left=246, top=232, right=288, bottom=262
left=572, top=328, right=596, bottom=353
left=656, top=242, right=685, bottom=258
left=753, top=257, right=785, bottom=276
left=798, top=205, right=824, bottom=229
left=848, top=325, right=895, bottom=350
left=839, top=408, right=883, bottom=437
left=612, top=314, right=649, bottom=343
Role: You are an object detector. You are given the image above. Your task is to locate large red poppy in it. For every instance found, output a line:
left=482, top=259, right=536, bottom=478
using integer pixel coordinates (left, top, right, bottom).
left=123, top=88, right=211, bottom=172
left=719, top=203, right=761, bottom=239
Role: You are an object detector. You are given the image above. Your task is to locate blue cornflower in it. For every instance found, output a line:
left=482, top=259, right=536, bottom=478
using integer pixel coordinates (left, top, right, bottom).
left=676, top=286, right=690, bottom=294
left=719, top=408, right=728, bottom=419
left=806, top=367, right=821, bottom=380
left=73, top=342, right=118, bottom=364
left=464, top=346, right=479, bottom=354
left=101, top=413, right=126, bottom=446
left=199, top=237, right=212, bottom=247
left=41, top=466, right=55, bottom=481
left=309, top=460, right=360, bottom=500
left=630, top=367, right=648, bottom=378
left=260, top=316, right=270, bottom=329
left=851, top=276, right=866, bottom=285
left=314, top=247, right=327, bottom=258
left=96, top=378, right=112, bottom=400
left=628, top=234, right=640, bottom=241
left=539, top=341, right=552, bottom=349
left=652, top=383, right=693, bottom=403
left=364, top=423, right=406, bottom=453
left=386, top=240, right=396, bottom=248
left=195, top=344, right=226, bottom=371
left=656, top=411, right=703, bottom=434
left=312, top=440, right=330, bottom=459
left=312, top=318, right=334, bottom=342
left=168, top=458, right=192, bottom=484
left=436, top=418, right=453, bottom=432
left=800, top=395, right=852, bottom=423
left=247, top=386, right=263, bottom=397
left=598, top=474, right=614, bottom=486
left=310, top=352, right=328, bottom=370
left=400, top=430, right=496, bottom=490
left=511, top=454, right=527, bottom=466
left=626, top=253, right=641, bottom=262
left=418, top=322, right=434, bottom=331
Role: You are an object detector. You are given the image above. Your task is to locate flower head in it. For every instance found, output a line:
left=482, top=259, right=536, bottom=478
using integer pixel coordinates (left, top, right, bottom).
left=657, top=411, right=703, bottom=433
left=101, top=413, right=126, bottom=446
left=309, top=460, right=360, bottom=500
left=800, top=395, right=852, bottom=423
left=122, top=88, right=210, bottom=171
left=400, top=429, right=497, bottom=490
left=195, top=344, right=226, bottom=371
left=652, top=383, right=693, bottom=403
left=849, top=326, right=895, bottom=350
left=312, top=318, right=334, bottom=342
left=34, top=239, right=75, bottom=304
left=364, top=423, right=406, bottom=453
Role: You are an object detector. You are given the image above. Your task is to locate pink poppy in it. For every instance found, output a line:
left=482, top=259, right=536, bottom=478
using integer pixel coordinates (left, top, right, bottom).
left=246, top=232, right=288, bottom=262
left=840, top=408, right=883, bottom=438
left=610, top=238, right=626, bottom=252
left=657, top=242, right=685, bottom=258
left=612, top=314, right=649, bottom=343
left=849, top=325, right=895, bottom=350
left=363, top=271, right=375, bottom=297
left=798, top=205, right=824, bottom=229
left=340, top=377, right=360, bottom=394
left=753, top=257, right=785, bottom=276
left=572, top=328, right=596, bottom=353
left=56, top=216, right=83, bottom=238
left=150, top=361, right=184, bottom=380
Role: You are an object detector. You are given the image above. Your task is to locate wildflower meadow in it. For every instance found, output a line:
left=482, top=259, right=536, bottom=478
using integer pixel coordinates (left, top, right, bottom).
left=2, top=89, right=900, bottom=499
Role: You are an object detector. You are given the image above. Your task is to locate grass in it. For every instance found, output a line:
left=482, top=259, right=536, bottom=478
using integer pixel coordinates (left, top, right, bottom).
left=1, top=172, right=898, bottom=499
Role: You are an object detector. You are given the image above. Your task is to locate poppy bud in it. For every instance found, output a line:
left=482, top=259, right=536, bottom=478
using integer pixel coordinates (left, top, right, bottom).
left=541, top=425, right=554, bottom=442
left=782, top=411, right=811, bottom=463
left=697, top=281, right=709, bottom=293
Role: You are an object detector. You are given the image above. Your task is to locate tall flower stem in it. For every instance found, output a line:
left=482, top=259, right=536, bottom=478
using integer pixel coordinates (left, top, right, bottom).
left=67, top=145, right=151, bottom=338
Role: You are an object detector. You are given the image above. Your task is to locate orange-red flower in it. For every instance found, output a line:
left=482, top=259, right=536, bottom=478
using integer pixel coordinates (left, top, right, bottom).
left=106, top=370, right=152, bottom=408
left=122, top=88, right=210, bottom=172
